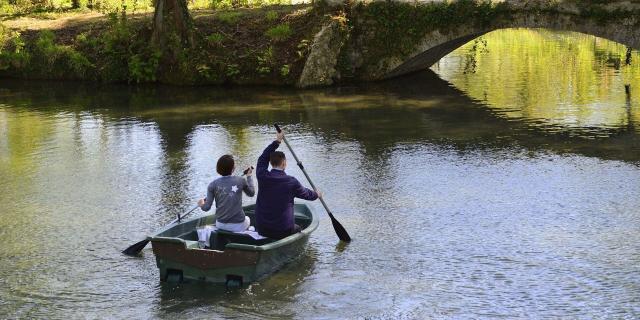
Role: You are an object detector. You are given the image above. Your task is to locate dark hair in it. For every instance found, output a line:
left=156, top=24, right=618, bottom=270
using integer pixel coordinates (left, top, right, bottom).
left=270, top=151, right=286, bottom=167
left=216, top=155, right=235, bottom=176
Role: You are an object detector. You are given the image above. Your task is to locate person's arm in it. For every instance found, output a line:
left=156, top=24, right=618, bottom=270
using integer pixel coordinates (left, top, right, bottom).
left=256, top=140, right=280, bottom=179
left=243, top=175, right=255, bottom=197
left=200, top=182, right=216, bottom=211
left=293, top=178, right=318, bottom=201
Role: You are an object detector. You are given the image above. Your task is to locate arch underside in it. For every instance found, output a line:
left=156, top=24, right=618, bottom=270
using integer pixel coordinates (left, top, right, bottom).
left=384, top=32, right=489, bottom=79
left=384, top=13, right=640, bottom=79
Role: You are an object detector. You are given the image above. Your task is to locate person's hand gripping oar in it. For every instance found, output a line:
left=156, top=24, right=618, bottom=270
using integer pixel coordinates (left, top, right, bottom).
left=274, top=124, right=351, bottom=242
left=122, top=167, right=254, bottom=256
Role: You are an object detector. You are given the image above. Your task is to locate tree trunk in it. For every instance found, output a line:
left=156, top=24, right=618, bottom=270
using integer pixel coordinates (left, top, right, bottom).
left=151, top=0, right=193, bottom=49
left=71, top=0, right=80, bottom=9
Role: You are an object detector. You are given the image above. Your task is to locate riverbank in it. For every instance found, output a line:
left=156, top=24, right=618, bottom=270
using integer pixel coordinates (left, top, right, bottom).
left=1, top=0, right=639, bottom=87
left=0, top=0, right=505, bottom=87
left=0, top=5, right=331, bottom=85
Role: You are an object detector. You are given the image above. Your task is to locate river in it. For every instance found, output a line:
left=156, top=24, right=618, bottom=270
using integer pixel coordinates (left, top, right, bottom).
left=1, top=28, right=639, bottom=319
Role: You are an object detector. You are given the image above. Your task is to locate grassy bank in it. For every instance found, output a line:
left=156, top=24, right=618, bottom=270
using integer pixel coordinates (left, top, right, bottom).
left=0, top=5, right=325, bottom=85
left=3, top=0, right=637, bottom=86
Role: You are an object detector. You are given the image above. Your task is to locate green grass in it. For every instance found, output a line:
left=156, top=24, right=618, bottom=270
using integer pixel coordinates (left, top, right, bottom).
left=265, top=10, right=278, bottom=21
left=216, top=11, right=243, bottom=24
left=206, top=32, right=225, bottom=45
left=0, top=0, right=152, bottom=17
left=265, top=23, right=291, bottom=42
left=1, top=3, right=317, bottom=85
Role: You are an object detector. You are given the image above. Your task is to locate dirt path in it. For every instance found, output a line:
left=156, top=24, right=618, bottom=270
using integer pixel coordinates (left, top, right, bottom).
left=1, top=12, right=108, bottom=30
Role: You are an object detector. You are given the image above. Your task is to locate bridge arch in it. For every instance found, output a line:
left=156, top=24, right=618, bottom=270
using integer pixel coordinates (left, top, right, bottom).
left=304, top=0, right=640, bottom=85
left=384, top=10, right=640, bottom=79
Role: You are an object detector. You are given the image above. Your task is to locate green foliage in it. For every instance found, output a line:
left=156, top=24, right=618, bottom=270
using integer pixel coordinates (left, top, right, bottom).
left=256, top=65, right=270, bottom=74
left=580, top=6, right=640, bottom=26
left=28, top=30, right=93, bottom=78
left=0, top=0, right=152, bottom=16
left=195, top=63, right=213, bottom=80
left=75, top=31, right=99, bottom=49
left=279, top=64, right=289, bottom=77
left=102, top=13, right=133, bottom=53
left=189, top=0, right=291, bottom=10
left=1, top=4, right=311, bottom=85
left=73, top=13, right=157, bottom=82
left=265, top=23, right=291, bottom=42
left=296, top=39, right=310, bottom=59
left=357, top=0, right=508, bottom=57
left=225, top=63, right=240, bottom=77
left=1, top=0, right=290, bottom=13
left=98, top=14, right=137, bottom=81
left=256, top=46, right=273, bottom=74
left=0, top=25, right=29, bottom=71
left=206, top=32, right=225, bottom=46
left=0, top=24, right=15, bottom=49
left=216, top=11, right=243, bottom=24
left=265, top=10, right=278, bottom=22
left=339, top=0, right=510, bottom=79
left=67, top=47, right=93, bottom=74
left=128, top=49, right=161, bottom=83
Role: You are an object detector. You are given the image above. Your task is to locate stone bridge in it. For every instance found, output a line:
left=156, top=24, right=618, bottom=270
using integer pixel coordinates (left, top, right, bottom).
left=298, top=0, right=640, bottom=87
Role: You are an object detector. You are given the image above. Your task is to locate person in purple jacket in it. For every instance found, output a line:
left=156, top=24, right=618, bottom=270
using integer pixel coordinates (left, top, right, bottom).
left=255, top=129, right=322, bottom=239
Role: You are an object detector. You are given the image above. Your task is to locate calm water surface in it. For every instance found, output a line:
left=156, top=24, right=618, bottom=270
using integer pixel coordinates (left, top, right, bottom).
left=1, top=29, right=639, bottom=319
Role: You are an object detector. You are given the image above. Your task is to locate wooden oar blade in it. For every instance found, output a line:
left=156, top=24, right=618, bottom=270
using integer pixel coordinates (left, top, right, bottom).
left=274, top=124, right=351, bottom=242
left=122, top=239, right=150, bottom=256
left=328, top=213, right=351, bottom=242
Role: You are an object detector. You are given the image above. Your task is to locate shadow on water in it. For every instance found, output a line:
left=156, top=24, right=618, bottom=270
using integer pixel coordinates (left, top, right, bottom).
left=1, top=69, right=639, bottom=163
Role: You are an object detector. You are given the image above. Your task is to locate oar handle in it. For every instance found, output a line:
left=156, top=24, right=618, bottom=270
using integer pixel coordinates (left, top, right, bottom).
left=176, top=205, right=199, bottom=224
left=243, top=166, right=254, bottom=176
left=275, top=124, right=332, bottom=214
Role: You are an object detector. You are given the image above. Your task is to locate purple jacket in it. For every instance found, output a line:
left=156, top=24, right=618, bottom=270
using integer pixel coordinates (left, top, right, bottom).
left=255, top=140, right=318, bottom=233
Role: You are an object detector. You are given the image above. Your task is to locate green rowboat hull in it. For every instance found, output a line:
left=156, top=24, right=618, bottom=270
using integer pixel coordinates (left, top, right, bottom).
left=149, top=203, right=318, bottom=285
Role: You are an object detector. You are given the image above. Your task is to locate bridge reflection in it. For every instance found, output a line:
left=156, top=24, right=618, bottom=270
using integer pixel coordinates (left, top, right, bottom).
left=1, top=65, right=638, bottom=164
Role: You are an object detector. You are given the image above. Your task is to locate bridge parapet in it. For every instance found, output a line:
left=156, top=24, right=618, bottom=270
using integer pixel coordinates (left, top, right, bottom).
left=298, top=0, right=640, bottom=87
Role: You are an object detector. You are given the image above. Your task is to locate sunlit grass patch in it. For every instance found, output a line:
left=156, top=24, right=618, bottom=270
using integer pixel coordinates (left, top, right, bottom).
left=216, top=11, right=243, bottom=24
left=265, top=10, right=278, bottom=21
left=265, top=23, right=291, bottom=42
left=206, top=32, right=225, bottom=45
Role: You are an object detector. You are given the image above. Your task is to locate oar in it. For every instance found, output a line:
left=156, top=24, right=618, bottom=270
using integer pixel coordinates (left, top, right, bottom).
left=122, top=168, right=253, bottom=256
left=122, top=205, right=199, bottom=256
left=274, top=124, right=352, bottom=242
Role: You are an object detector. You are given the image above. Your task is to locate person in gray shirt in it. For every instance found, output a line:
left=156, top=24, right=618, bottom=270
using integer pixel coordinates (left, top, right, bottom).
left=198, top=155, right=256, bottom=232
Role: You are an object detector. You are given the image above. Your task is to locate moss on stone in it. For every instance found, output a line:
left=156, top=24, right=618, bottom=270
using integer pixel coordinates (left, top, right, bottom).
left=338, top=0, right=511, bottom=80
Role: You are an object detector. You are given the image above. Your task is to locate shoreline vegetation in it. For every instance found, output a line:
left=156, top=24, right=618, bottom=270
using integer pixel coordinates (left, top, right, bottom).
left=0, top=2, right=328, bottom=85
left=1, top=0, right=639, bottom=87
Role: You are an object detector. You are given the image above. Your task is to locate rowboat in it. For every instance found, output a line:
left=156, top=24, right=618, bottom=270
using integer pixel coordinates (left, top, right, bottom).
left=149, top=203, right=318, bottom=286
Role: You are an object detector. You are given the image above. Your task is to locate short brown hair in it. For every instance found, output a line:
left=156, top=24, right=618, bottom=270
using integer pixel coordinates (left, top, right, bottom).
left=217, top=155, right=234, bottom=176
left=270, top=151, right=286, bottom=167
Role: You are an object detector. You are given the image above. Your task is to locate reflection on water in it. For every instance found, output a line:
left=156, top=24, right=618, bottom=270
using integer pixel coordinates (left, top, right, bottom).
left=1, top=29, right=640, bottom=319
left=434, top=28, right=640, bottom=134
left=156, top=249, right=318, bottom=319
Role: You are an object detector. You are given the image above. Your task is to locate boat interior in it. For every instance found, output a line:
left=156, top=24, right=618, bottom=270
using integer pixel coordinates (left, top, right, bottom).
left=154, top=205, right=313, bottom=250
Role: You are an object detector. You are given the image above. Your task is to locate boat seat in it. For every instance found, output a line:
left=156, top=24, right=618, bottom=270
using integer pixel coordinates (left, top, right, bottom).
left=184, top=240, right=200, bottom=249
left=210, top=229, right=273, bottom=250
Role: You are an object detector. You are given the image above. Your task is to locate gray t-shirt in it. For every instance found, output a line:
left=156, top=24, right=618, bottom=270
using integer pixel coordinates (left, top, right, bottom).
left=201, top=175, right=255, bottom=223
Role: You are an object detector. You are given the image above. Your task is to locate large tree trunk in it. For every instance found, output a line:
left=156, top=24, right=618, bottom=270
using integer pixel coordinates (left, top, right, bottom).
left=151, top=0, right=193, bottom=49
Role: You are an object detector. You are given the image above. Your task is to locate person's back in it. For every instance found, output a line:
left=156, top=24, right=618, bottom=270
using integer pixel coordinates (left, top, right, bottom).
left=199, top=155, right=255, bottom=232
left=255, top=130, right=319, bottom=239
